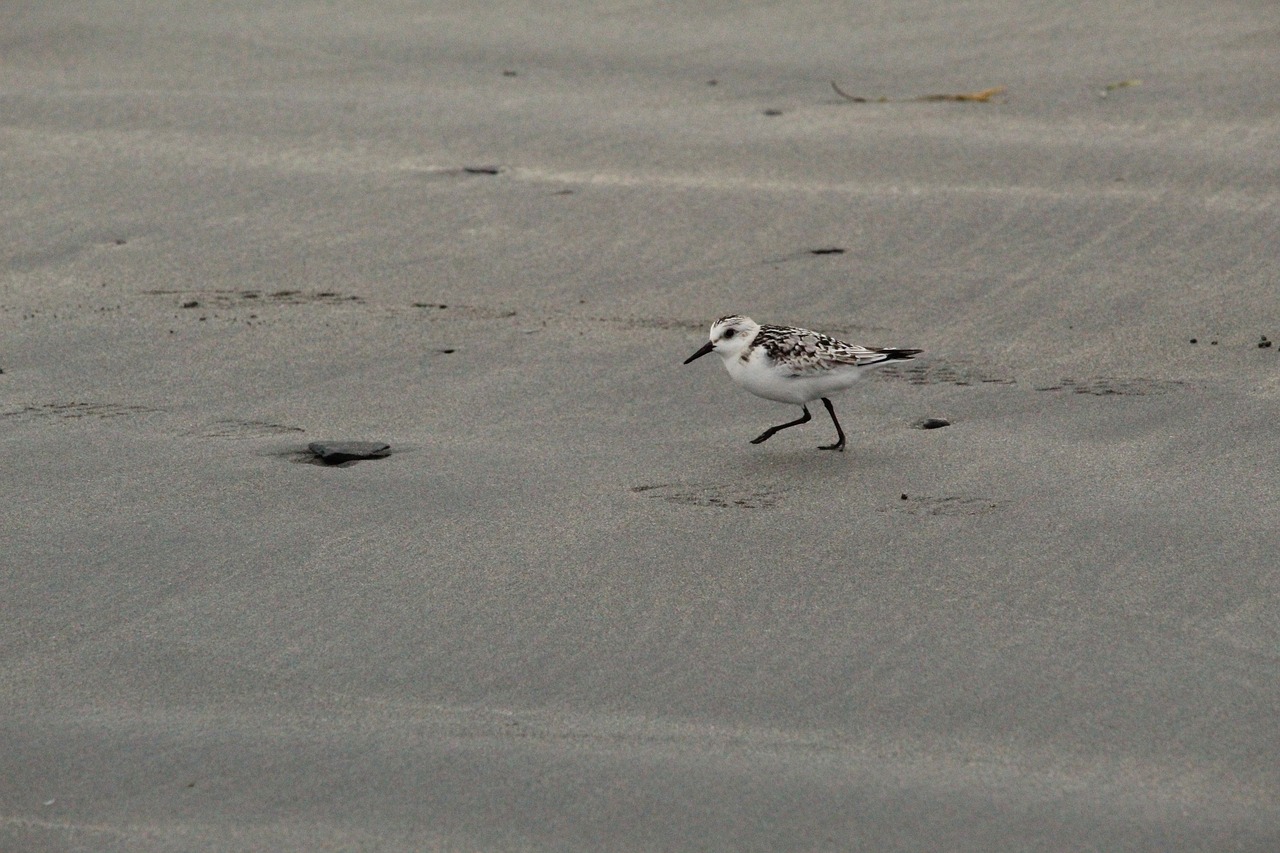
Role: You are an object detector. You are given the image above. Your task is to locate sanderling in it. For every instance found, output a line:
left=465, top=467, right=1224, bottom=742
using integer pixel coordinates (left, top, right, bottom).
left=683, top=315, right=922, bottom=450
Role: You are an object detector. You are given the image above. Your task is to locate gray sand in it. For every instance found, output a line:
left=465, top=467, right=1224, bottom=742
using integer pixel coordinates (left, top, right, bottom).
left=3, top=1, right=1279, bottom=850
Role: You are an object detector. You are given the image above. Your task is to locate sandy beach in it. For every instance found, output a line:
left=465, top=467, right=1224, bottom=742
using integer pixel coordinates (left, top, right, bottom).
left=3, top=1, right=1279, bottom=849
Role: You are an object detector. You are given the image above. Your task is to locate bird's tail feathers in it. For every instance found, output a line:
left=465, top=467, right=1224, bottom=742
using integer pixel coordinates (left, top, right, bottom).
left=876, top=347, right=923, bottom=360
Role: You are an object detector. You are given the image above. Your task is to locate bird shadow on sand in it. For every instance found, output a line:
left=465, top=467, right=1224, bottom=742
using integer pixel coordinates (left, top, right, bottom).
left=736, top=441, right=895, bottom=475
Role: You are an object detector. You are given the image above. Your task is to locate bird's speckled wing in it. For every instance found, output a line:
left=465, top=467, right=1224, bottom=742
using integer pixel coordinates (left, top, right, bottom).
left=755, top=325, right=894, bottom=375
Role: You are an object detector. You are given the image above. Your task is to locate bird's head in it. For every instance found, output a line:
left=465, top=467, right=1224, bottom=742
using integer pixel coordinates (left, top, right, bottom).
left=683, top=315, right=760, bottom=364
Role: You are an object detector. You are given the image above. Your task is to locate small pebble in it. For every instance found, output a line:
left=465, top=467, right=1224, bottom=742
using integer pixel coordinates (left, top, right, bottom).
left=1259, top=336, right=1272, bottom=349
left=307, top=441, right=391, bottom=464
left=916, top=417, right=951, bottom=429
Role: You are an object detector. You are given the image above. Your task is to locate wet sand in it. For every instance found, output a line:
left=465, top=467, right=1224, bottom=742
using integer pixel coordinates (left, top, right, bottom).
left=3, top=1, right=1279, bottom=850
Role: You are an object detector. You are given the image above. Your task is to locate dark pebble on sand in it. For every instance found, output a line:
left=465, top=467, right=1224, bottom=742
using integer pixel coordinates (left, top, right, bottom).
left=916, top=418, right=951, bottom=429
left=1260, top=336, right=1272, bottom=349
left=307, top=441, right=392, bottom=464
left=182, top=300, right=200, bottom=308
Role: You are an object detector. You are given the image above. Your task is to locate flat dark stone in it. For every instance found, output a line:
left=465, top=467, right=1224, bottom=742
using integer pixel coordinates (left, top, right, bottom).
left=307, top=441, right=391, bottom=464
left=916, top=418, right=951, bottom=429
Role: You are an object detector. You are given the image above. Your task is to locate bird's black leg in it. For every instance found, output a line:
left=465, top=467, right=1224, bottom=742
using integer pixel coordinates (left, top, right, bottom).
left=750, top=405, right=812, bottom=444
left=818, top=397, right=846, bottom=451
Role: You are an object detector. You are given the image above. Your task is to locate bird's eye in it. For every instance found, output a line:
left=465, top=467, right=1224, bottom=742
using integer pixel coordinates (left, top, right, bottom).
left=723, top=328, right=736, bottom=339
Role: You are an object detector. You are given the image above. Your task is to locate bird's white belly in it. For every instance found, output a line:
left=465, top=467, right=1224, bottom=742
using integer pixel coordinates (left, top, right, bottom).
left=724, top=352, right=863, bottom=405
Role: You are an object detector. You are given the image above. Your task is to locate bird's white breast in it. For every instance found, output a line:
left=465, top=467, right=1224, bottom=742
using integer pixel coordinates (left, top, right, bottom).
left=722, top=346, right=864, bottom=405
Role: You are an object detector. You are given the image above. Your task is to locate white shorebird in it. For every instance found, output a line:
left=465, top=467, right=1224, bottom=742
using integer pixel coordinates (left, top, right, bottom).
left=684, top=315, right=922, bottom=450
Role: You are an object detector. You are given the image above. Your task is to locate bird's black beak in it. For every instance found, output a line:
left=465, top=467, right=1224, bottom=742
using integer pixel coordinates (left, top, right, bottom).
left=683, top=341, right=715, bottom=364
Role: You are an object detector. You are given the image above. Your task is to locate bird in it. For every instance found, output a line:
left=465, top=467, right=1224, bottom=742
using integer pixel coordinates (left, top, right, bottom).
left=683, top=315, right=921, bottom=450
